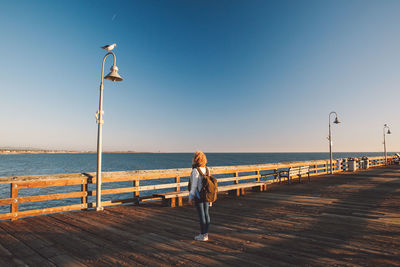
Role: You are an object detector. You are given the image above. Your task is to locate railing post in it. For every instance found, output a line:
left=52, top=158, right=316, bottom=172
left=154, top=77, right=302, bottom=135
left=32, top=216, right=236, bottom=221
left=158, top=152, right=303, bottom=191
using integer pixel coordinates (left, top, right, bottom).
left=240, top=173, right=245, bottom=195
left=10, top=183, right=18, bottom=221
left=314, top=164, right=317, bottom=175
left=256, top=170, right=260, bottom=182
left=253, top=170, right=263, bottom=192
left=229, top=172, right=240, bottom=197
left=175, top=176, right=182, bottom=207
left=81, top=178, right=88, bottom=210
left=175, top=176, right=181, bottom=192
left=134, top=179, right=140, bottom=205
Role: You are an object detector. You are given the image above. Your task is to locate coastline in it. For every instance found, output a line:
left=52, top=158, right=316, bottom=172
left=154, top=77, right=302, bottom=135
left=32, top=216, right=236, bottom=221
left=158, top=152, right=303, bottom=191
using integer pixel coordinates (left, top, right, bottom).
left=0, top=150, right=147, bottom=155
left=0, top=150, right=83, bottom=155
left=0, top=150, right=393, bottom=155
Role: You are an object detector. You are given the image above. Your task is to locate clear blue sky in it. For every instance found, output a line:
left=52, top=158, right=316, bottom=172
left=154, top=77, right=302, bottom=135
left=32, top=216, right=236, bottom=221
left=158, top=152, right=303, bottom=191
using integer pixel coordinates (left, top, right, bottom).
left=1, top=0, right=399, bottom=152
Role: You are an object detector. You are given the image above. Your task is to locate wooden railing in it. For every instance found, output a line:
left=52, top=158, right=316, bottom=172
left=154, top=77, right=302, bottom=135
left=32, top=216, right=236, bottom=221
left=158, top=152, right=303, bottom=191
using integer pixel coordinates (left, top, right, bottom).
left=0, top=155, right=394, bottom=221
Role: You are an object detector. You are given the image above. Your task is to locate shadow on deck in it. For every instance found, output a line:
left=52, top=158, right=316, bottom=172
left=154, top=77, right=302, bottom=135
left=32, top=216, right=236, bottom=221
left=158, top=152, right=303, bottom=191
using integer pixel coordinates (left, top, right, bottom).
left=0, top=166, right=399, bottom=266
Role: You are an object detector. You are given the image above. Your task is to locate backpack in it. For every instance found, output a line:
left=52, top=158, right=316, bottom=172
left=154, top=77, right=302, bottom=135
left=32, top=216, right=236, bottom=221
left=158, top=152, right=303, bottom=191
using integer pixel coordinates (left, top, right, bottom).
left=196, top=167, right=218, bottom=203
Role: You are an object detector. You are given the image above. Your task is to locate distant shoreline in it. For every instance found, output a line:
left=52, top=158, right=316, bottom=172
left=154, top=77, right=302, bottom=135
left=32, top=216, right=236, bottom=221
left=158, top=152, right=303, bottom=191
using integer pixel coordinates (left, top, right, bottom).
left=0, top=150, right=83, bottom=155
left=0, top=150, right=392, bottom=155
left=0, top=150, right=149, bottom=155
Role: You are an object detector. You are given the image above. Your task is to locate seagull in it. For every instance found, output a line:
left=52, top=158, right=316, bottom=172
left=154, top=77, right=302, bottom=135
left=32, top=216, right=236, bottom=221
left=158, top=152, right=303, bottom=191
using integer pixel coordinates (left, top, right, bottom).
left=101, top=43, right=117, bottom=51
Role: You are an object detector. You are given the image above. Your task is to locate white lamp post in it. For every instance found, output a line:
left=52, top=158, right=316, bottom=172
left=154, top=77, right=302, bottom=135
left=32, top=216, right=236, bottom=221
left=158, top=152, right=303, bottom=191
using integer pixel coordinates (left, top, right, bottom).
left=328, top=112, right=340, bottom=174
left=383, top=124, right=391, bottom=165
left=96, top=51, right=123, bottom=211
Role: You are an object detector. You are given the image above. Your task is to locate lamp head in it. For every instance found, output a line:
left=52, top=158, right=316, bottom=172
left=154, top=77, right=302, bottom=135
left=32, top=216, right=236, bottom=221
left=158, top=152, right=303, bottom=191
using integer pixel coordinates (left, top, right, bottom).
left=333, top=117, right=340, bottom=124
left=387, top=129, right=391, bottom=134
left=104, top=65, right=123, bottom=82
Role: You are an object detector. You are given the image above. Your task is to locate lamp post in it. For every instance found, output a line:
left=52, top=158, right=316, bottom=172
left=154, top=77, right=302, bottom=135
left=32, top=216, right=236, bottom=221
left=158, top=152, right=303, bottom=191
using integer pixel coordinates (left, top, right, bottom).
left=383, top=124, right=391, bottom=165
left=96, top=51, right=123, bottom=211
left=328, top=112, right=340, bottom=174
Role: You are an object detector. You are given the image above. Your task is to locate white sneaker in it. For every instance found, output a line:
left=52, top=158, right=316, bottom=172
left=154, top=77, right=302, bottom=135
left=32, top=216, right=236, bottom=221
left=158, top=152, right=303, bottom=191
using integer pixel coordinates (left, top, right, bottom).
left=203, top=233, right=209, bottom=241
left=194, top=234, right=208, bottom=241
left=194, top=234, right=203, bottom=240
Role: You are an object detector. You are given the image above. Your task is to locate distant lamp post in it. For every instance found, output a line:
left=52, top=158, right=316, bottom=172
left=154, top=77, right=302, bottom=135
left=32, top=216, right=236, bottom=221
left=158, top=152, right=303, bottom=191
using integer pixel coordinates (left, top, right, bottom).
left=383, top=124, right=391, bottom=165
left=95, top=50, right=123, bottom=211
left=328, top=112, right=341, bottom=174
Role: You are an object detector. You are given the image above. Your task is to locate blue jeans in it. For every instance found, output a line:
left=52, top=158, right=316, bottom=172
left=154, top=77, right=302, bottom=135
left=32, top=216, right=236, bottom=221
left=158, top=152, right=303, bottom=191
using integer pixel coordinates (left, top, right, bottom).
left=195, top=200, right=210, bottom=234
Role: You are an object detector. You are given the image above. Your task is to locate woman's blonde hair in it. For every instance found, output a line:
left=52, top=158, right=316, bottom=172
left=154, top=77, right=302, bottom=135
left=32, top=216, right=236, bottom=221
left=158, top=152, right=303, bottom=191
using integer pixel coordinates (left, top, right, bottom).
left=193, top=151, right=207, bottom=167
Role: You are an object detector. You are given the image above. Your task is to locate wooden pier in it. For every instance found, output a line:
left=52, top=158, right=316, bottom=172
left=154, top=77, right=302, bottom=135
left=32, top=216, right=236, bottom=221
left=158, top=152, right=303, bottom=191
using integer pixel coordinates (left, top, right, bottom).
left=0, top=165, right=399, bottom=266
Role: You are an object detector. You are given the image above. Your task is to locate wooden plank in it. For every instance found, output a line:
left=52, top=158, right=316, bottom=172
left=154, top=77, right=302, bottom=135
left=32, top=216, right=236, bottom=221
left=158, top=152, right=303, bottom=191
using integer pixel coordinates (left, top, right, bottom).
left=154, top=191, right=189, bottom=198
left=216, top=177, right=240, bottom=182
left=218, top=174, right=260, bottom=183
left=18, top=191, right=86, bottom=203
left=15, top=203, right=85, bottom=219
left=16, top=178, right=85, bottom=189
left=138, top=182, right=188, bottom=191
left=219, top=182, right=269, bottom=192
left=0, top=198, right=12, bottom=206
left=99, top=186, right=137, bottom=196
left=139, top=197, right=162, bottom=202
left=0, top=213, right=12, bottom=220
left=100, top=198, right=135, bottom=207
left=91, top=182, right=189, bottom=196
left=103, top=172, right=190, bottom=182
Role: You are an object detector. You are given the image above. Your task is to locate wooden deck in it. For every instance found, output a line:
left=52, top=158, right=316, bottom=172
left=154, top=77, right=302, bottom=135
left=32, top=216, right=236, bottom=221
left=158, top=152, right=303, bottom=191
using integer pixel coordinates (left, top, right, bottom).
left=0, top=166, right=399, bottom=266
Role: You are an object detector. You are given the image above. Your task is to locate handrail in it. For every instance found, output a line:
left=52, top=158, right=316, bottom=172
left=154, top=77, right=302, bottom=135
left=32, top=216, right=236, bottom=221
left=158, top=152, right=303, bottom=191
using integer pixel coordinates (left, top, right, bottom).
left=0, top=155, right=394, bottom=221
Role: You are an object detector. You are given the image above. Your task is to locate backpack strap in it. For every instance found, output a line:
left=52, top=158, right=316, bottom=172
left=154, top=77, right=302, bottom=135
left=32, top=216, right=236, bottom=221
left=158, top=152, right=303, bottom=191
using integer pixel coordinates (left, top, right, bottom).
left=196, top=167, right=210, bottom=177
left=196, top=167, right=205, bottom=177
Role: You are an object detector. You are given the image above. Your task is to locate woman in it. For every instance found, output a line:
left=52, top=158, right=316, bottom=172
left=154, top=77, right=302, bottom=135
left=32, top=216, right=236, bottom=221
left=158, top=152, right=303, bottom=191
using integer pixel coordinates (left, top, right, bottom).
left=188, top=151, right=211, bottom=241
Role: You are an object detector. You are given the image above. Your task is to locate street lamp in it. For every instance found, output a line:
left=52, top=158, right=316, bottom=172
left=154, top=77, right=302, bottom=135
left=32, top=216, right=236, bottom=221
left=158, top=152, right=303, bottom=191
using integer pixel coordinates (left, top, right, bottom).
left=328, top=111, right=340, bottom=174
left=383, top=124, right=391, bottom=165
left=95, top=51, right=123, bottom=211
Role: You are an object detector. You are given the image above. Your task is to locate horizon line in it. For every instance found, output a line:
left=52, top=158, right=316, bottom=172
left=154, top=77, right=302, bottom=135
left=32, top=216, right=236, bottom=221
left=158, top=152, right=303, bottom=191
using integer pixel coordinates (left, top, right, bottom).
left=0, top=148, right=395, bottom=154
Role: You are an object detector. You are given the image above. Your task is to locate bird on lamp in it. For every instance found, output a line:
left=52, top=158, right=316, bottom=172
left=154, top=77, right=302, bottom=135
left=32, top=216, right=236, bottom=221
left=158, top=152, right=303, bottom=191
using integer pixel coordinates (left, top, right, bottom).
left=101, top=43, right=117, bottom=51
